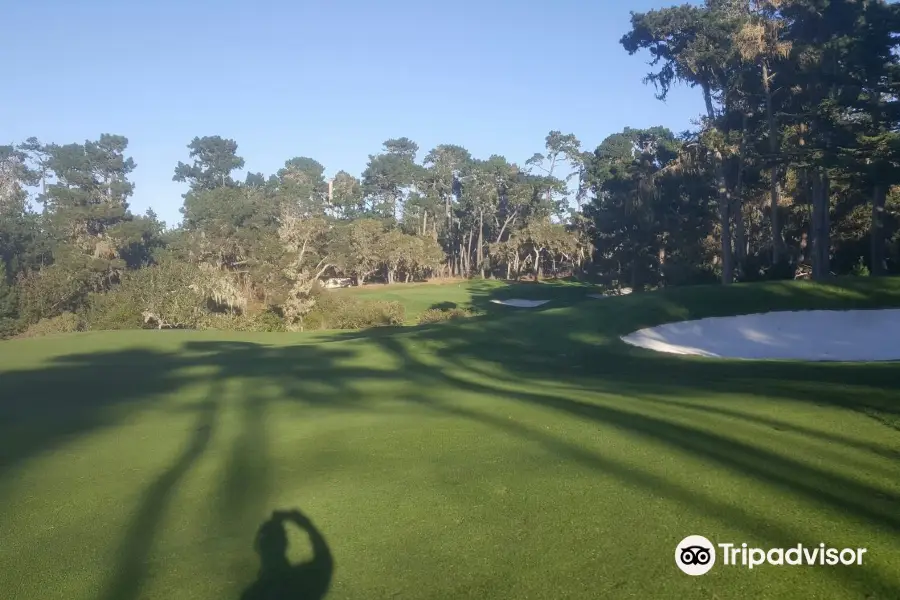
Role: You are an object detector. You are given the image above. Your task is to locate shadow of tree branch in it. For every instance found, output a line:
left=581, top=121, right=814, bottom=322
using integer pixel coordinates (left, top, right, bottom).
left=100, top=394, right=218, bottom=600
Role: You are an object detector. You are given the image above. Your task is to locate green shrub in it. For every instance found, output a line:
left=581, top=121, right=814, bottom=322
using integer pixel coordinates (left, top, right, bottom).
left=15, top=260, right=95, bottom=324
left=379, top=301, right=406, bottom=326
left=304, top=293, right=405, bottom=330
left=851, top=257, right=870, bottom=277
left=83, top=291, right=145, bottom=330
left=0, top=317, right=23, bottom=339
left=18, top=312, right=85, bottom=338
left=417, top=307, right=475, bottom=325
left=198, top=313, right=251, bottom=331
left=300, top=310, right=328, bottom=331
left=252, top=308, right=287, bottom=332
left=195, top=308, right=287, bottom=332
left=196, top=311, right=275, bottom=332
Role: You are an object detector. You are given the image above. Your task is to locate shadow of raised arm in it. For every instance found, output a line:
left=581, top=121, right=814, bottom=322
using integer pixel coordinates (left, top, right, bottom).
left=240, top=509, right=334, bottom=600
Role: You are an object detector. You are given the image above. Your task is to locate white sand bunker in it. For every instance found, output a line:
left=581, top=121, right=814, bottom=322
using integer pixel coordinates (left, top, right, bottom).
left=621, top=309, right=900, bottom=362
left=490, top=299, right=550, bottom=308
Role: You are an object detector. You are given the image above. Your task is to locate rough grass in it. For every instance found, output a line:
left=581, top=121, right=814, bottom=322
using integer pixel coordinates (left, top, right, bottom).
left=1, top=277, right=899, bottom=600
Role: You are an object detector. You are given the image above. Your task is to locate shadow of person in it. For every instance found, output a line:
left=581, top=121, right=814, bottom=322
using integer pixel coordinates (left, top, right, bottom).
left=240, top=509, right=333, bottom=600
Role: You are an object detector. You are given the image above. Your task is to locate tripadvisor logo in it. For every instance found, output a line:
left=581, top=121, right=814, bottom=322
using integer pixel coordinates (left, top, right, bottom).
left=676, top=535, right=716, bottom=576
left=675, top=535, right=867, bottom=576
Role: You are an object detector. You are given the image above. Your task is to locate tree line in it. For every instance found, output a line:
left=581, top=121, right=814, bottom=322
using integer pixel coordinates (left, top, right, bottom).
left=2, top=0, right=899, bottom=336
left=0, top=131, right=590, bottom=334
left=599, top=0, right=900, bottom=288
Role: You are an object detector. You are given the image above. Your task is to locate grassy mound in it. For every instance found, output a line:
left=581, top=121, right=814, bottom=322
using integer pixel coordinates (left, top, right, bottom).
left=1, top=277, right=899, bottom=600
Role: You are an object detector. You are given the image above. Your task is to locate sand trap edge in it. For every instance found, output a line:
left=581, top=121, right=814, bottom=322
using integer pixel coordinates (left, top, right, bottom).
left=619, top=309, right=900, bottom=362
left=490, top=299, right=550, bottom=308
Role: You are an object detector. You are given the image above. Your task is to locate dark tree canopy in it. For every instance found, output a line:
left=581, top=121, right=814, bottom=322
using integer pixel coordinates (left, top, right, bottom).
left=173, top=135, right=245, bottom=191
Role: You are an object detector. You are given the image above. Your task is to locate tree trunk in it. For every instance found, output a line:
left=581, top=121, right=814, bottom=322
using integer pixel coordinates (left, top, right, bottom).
left=460, top=232, right=469, bottom=277
left=820, top=172, right=830, bottom=278
left=702, top=84, right=733, bottom=285
left=445, top=195, right=452, bottom=249
left=476, top=209, right=484, bottom=275
left=466, top=227, right=474, bottom=276
left=871, top=185, right=887, bottom=276
left=545, top=154, right=557, bottom=206
left=495, top=212, right=516, bottom=243
left=422, top=210, right=428, bottom=237
left=720, top=195, right=733, bottom=285
left=506, top=260, right=512, bottom=280
left=533, top=249, right=541, bottom=280
left=734, top=200, right=746, bottom=272
left=811, top=169, right=831, bottom=280
left=658, top=244, right=666, bottom=286
left=812, top=172, right=823, bottom=279
left=702, top=83, right=716, bottom=121
left=762, top=60, right=785, bottom=263
left=770, top=171, right=784, bottom=262
left=799, top=230, right=808, bottom=266
left=717, top=150, right=733, bottom=285
left=733, top=113, right=748, bottom=272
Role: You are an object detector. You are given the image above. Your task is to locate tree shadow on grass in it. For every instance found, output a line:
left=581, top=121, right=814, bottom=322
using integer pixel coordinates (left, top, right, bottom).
left=451, top=352, right=900, bottom=458
left=212, top=377, right=278, bottom=572
left=374, top=334, right=900, bottom=527
left=100, top=396, right=218, bottom=600
left=0, top=339, right=380, bottom=600
left=366, top=333, right=900, bottom=598
left=392, top=276, right=900, bottom=424
left=3, top=277, right=900, bottom=598
left=0, top=348, right=191, bottom=491
left=622, top=393, right=900, bottom=460
left=239, top=509, right=333, bottom=600
left=0, top=340, right=385, bottom=486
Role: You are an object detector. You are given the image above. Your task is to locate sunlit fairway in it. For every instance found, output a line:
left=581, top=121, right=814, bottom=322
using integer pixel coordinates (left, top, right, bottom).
left=2, top=278, right=900, bottom=600
left=332, top=278, right=596, bottom=321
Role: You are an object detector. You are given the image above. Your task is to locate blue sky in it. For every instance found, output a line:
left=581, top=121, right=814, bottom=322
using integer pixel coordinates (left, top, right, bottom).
left=4, top=0, right=703, bottom=227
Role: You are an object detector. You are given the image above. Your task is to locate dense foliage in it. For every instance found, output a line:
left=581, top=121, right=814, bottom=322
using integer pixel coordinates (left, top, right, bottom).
left=2, top=0, right=899, bottom=336
left=610, top=0, right=900, bottom=288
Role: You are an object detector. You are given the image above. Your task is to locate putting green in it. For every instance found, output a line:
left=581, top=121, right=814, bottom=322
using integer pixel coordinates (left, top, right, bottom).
left=1, top=278, right=899, bottom=600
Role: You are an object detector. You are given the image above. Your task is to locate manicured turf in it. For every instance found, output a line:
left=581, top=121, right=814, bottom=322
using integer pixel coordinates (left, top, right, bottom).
left=333, top=278, right=598, bottom=321
left=1, top=278, right=899, bottom=599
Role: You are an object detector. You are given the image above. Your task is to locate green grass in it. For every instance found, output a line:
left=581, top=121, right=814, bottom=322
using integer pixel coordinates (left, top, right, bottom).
left=332, top=278, right=599, bottom=321
left=2, top=277, right=900, bottom=599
